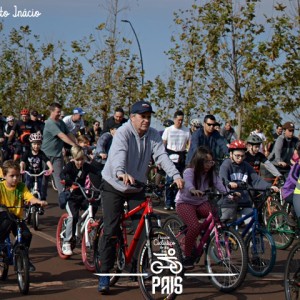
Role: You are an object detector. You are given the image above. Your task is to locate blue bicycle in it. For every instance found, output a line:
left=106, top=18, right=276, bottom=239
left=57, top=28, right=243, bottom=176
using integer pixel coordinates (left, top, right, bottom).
left=0, top=205, right=30, bottom=295
left=224, top=184, right=277, bottom=277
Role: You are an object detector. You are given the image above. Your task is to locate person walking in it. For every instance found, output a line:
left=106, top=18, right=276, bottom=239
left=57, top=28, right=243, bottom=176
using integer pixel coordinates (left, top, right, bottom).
left=187, top=114, right=228, bottom=168
left=41, top=103, right=77, bottom=197
left=162, top=110, right=190, bottom=210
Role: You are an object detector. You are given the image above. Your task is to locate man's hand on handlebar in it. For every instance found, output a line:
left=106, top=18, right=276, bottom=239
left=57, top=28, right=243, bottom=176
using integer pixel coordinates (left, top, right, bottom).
left=118, top=173, right=135, bottom=186
left=173, top=178, right=184, bottom=189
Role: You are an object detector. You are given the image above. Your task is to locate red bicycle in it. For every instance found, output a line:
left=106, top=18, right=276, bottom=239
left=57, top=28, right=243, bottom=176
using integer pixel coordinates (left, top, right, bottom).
left=94, top=181, right=182, bottom=300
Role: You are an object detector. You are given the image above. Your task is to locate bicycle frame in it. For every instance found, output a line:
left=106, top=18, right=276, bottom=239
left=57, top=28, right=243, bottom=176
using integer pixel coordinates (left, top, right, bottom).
left=120, top=194, right=161, bottom=265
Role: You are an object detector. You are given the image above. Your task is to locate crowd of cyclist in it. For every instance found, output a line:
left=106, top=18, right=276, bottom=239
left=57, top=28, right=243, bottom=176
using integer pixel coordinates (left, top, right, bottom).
left=0, top=103, right=299, bottom=296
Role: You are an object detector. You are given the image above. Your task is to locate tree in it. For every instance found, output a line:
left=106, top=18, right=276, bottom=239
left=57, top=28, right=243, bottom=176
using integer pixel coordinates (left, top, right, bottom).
left=150, top=0, right=298, bottom=137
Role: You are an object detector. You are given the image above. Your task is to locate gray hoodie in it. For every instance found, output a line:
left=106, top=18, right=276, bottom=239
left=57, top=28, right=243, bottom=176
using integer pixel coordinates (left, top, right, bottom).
left=102, top=120, right=181, bottom=193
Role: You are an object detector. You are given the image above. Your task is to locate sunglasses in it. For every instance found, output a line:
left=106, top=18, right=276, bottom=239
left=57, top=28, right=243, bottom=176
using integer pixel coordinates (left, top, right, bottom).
left=206, top=123, right=216, bottom=127
left=287, top=129, right=294, bottom=132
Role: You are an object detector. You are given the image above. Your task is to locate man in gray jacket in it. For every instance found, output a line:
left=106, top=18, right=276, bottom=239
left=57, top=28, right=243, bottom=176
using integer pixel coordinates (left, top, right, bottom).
left=98, top=100, right=184, bottom=294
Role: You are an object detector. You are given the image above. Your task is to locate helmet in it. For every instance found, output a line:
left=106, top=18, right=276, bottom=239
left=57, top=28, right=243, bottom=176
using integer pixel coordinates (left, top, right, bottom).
left=20, top=109, right=30, bottom=116
left=163, top=119, right=174, bottom=127
left=6, top=115, right=14, bottom=122
left=190, top=118, right=201, bottom=128
left=228, top=140, right=247, bottom=151
left=246, top=134, right=263, bottom=145
left=29, top=132, right=43, bottom=143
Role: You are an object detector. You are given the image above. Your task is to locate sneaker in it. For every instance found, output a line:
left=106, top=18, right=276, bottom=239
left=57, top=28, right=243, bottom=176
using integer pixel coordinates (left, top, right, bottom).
left=62, top=242, right=73, bottom=256
left=29, top=260, right=36, bottom=272
left=170, top=206, right=175, bottom=210
left=98, top=276, right=110, bottom=294
left=183, top=256, right=194, bottom=270
left=164, top=206, right=170, bottom=210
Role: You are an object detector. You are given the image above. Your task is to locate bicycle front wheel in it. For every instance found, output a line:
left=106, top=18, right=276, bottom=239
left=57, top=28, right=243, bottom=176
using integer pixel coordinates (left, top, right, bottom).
left=81, top=219, right=99, bottom=272
left=205, top=227, right=247, bottom=293
left=56, top=213, right=70, bottom=259
left=267, top=210, right=295, bottom=250
left=246, top=227, right=276, bottom=277
left=137, top=228, right=183, bottom=300
left=285, top=242, right=300, bottom=300
left=32, top=207, right=39, bottom=231
left=15, top=248, right=30, bottom=295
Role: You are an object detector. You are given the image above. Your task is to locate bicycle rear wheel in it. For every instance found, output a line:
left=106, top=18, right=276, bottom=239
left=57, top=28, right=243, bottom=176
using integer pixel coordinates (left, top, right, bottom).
left=15, top=248, right=30, bottom=295
left=81, top=219, right=99, bottom=272
left=137, top=228, right=183, bottom=300
left=56, top=213, right=70, bottom=259
left=285, top=242, right=300, bottom=300
left=267, top=210, right=295, bottom=250
left=246, top=227, right=276, bottom=277
left=205, top=227, right=247, bottom=292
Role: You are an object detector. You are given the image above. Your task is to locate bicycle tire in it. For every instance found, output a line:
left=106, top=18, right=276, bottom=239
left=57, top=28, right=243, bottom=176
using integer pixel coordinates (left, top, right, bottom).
left=245, top=227, right=276, bottom=277
left=163, top=215, right=186, bottom=254
left=262, top=198, right=283, bottom=226
left=137, top=227, right=183, bottom=300
left=81, top=218, right=99, bottom=272
left=0, top=249, right=9, bottom=281
left=15, top=248, right=30, bottom=295
left=205, top=227, right=247, bottom=292
left=163, top=215, right=184, bottom=236
left=56, top=213, right=70, bottom=259
left=267, top=210, right=295, bottom=250
left=284, top=242, right=300, bottom=300
left=25, top=205, right=31, bottom=225
left=32, top=207, right=39, bottom=231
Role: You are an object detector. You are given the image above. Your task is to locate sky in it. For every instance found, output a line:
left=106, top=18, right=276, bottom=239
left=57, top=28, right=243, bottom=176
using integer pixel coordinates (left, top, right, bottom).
left=0, top=0, right=198, bottom=81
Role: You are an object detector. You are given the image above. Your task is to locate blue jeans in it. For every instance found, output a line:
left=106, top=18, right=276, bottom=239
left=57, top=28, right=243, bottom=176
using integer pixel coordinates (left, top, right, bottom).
left=165, top=162, right=184, bottom=208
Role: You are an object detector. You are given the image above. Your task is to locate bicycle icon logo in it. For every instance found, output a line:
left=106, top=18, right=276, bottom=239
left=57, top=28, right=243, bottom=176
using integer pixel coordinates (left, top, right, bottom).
left=151, top=248, right=183, bottom=275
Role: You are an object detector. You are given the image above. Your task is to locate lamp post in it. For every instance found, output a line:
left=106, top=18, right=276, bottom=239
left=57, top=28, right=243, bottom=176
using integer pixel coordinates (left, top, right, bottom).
left=121, top=20, right=144, bottom=86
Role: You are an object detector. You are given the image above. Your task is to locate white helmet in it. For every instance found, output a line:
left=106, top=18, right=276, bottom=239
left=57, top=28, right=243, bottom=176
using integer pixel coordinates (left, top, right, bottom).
left=190, top=118, right=201, bottom=128
left=29, top=132, right=43, bottom=143
left=6, top=115, right=14, bottom=122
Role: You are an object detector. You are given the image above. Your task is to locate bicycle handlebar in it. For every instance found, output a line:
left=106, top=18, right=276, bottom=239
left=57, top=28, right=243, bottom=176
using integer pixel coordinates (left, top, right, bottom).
left=69, top=182, right=101, bottom=201
left=22, top=170, right=51, bottom=177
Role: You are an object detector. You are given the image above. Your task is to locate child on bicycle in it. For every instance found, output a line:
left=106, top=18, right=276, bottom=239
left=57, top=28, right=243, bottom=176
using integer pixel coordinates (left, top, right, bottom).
left=245, top=135, right=282, bottom=178
left=59, top=145, right=102, bottom=256
left=219, top=140, right=278, bottom=222
left=0, top=160, right=47, bottom=271
left=175, top=146, right=228, bottom=269
left=20, top=132, right=54, bottom=200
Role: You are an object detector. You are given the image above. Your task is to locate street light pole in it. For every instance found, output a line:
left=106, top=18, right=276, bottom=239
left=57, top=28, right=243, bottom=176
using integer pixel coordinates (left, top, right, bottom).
left=121, top=20, right=144, bottom=86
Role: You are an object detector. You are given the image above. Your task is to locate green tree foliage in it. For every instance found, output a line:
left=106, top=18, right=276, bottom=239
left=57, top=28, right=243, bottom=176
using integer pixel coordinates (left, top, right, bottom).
left=0, top=24, right=85, bottom=117
left=150, top=0, right=299, bottom=137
